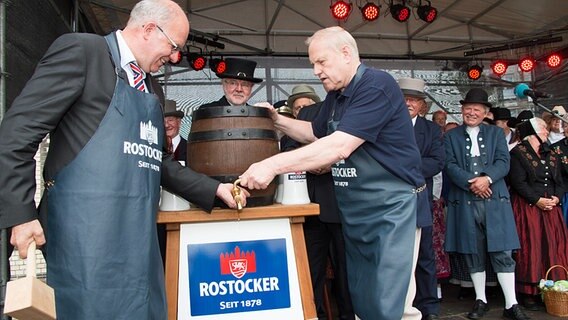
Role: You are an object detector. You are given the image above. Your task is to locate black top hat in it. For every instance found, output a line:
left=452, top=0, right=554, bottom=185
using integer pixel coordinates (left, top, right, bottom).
left=491, top=107, right=512, bottom=121
left=216, top=58, right=263, bottom=83
left=460, top=88, right=492, bottom=108
left=164, top=99, right=184, bottom=118
left=516, top=118, right=537, bottom=140
left=507, top=110, right=534, bottom=128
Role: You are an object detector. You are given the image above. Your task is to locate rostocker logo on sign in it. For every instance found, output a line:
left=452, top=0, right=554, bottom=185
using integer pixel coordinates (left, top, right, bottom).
left=220, top=246, right=257, bottom=279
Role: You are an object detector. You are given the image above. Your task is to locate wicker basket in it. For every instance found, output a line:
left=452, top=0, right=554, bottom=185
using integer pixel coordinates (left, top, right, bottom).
left=542, top=265, right=568, bottom=317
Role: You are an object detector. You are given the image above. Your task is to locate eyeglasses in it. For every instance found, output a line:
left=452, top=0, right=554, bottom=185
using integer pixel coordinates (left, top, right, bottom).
left=156, top=25, right=182, bottom=54
left=223, top=79, right=253, bottom=89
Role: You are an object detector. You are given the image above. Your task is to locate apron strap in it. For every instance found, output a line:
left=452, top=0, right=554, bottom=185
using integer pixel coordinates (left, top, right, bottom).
left=330, top=64, right=367, bottom=121
left=104, top=33, right=128, bottom=81
left=105, top=33, right=156, bottom=95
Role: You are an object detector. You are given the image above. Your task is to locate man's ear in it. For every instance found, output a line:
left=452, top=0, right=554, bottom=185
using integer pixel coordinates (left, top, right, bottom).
left=142, top=22, right=157, bottom=40
left=341, top=45, right=352, bottom=64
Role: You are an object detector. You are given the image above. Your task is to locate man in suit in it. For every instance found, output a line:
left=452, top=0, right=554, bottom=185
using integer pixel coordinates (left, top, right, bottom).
left=282, top=84, right=355, bottom=320
left=491, top=107, right=516, bottom=150
left=164, top=99, right=187, bottom=162
left=289, top=84, right=321, bottom=118
left=444, top=88, right=529, bottom=320
left=0, top=1, right=246, bottom=319
left=432, top=110, right=447, bottom=128
left=198, top=57, right=262, bottom=108
left=399, top=78, right=445, bottom=320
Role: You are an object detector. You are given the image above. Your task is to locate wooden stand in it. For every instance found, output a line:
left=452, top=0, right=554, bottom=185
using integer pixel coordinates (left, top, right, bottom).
left=157, top=203, right=319, bottom=320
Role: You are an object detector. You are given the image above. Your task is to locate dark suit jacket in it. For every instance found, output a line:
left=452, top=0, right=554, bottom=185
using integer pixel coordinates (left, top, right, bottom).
left=199, top=96, right=230, bottom=108
left=414, top=116, right=445, bottom=206
left=281, top=103, right=341, bottom=223
left=174, top=137, right=187, bottom=163
left=0, top=32, right=219, bottom=229
left=444, top=124, right=519, bottom=253
left=199, top=96, right=253, bottom=108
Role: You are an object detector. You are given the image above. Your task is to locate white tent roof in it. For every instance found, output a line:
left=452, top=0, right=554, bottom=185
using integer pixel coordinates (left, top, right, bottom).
left=83, top=0, right=568, bottom=60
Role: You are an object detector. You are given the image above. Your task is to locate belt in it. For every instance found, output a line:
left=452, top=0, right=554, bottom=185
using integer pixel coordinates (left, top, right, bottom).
left=412, top=184, right=427, bottom=194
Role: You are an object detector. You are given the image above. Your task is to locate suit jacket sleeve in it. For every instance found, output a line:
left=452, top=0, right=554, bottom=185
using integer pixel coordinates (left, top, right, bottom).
left=160, top=154, right=220, bottom=212
left=420, top=119, right=445, bottom=179
left=0, top=34, right=88, bottom=228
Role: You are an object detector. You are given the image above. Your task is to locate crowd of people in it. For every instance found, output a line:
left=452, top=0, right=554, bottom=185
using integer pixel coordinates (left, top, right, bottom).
left=0, top=0, right=567, bottom=319
left=412, top=94, right=568, bottom=320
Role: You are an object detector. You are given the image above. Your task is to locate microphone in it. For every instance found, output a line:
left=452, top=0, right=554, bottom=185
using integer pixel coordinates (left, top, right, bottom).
left=514, top=83, right=553, bottom=99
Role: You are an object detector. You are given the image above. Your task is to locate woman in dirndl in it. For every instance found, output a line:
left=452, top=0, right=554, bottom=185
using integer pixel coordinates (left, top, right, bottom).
left=550, top=116, right=568, bottom=228
left=508, top=117, right=568, bottom=310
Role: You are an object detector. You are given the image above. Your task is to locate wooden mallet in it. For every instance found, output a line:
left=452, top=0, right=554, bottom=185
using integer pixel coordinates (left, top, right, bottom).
left=4, top=241, right=56, bottom=319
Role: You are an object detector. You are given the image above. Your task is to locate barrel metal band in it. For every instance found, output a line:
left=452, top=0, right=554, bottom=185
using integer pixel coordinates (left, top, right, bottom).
left=188, top=129, right=277, bottom=142
left=192, top=106, right=271, bottom=120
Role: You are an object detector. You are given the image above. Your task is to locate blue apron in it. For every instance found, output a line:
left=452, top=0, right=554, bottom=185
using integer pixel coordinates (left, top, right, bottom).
left=328, top=66, right=417, bottom=319
left=45, top=34, right=166, bottom=319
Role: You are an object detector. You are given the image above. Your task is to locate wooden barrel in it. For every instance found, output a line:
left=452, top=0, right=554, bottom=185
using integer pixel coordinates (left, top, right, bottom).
left=187, top=106, right=280, bottom=207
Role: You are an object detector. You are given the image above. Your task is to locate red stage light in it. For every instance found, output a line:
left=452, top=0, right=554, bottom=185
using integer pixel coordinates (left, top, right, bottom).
left=188, top=53, right=207, bottom=71
left=390, top=4, right=410, bottom=22
left=361, top=3, right=380, bottom=21
left=546, top=53, right=562, bottom=68
left=209, top=58, right=226, bottom=74
left=491, top=60, right=508, bottom=76
left=417, top=3, right=437, bottom=23
left=467, top=65, right=483, bottom=80
left=331, top=1, right=352, bottom=20
left=519, top=57, right=535, bottom=72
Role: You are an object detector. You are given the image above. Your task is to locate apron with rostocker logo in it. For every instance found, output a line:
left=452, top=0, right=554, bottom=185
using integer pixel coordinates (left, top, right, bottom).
left=45, top=33, right=166, bottom=319
left=328, top=65, right=417, bottom=320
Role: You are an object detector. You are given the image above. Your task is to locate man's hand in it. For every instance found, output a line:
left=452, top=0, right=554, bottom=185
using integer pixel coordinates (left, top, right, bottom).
left=216, top=183, right=250, bottom=209
left=10, top=219, right=45, bottom=259
left=253, top=102, right=278, bottom=122
left=468, top=176, right=492, bottom=198
left=239, top=160, right=278, bottom=190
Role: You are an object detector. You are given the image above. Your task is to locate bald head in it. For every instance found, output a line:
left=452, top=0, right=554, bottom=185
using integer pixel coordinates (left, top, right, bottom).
left=122, top=0, right=189, bottom=72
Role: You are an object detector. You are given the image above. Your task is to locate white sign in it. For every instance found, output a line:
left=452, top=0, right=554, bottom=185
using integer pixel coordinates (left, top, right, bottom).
left=178, top=218, right=303, bottom=320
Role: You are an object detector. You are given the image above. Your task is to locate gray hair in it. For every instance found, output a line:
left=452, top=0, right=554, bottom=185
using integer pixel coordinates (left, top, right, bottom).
left=127, top=0, right=183, bottom=27
left=305, top=26, right=360, bottom=58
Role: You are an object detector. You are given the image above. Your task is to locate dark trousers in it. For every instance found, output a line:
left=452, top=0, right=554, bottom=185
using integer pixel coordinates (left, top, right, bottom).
left=464, top=201, right=516, bottom=273
left=1, top=229, right=13, bottom=320
left=414, top=225, right=440, bottom=316
left=304, top=217, right=354, bottom=320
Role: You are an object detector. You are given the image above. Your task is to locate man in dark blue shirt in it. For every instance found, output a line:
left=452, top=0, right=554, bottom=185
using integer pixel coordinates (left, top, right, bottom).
left=240, top=26, right=426, bottom=319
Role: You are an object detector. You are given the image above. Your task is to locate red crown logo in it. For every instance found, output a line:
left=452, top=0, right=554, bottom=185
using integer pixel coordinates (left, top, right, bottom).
left=220, top=246, right=257, bottom=278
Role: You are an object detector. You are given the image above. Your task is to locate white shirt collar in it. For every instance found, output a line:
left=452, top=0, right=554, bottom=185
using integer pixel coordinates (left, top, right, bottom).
left=411, top=116, right=417, bottom=127
left=172, top=134, right=181, bottom=151
left=116, top=30, right=146, bottom=80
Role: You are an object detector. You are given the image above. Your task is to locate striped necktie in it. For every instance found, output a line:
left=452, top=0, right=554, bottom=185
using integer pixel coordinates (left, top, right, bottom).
left=129, top=62, right=146, bottom=92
